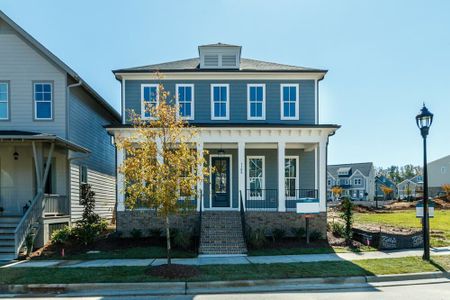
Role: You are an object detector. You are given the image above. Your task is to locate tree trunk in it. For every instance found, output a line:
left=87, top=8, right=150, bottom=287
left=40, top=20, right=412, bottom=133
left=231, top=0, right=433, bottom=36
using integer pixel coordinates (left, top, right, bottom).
left=165, top=215, right=171, bottom=265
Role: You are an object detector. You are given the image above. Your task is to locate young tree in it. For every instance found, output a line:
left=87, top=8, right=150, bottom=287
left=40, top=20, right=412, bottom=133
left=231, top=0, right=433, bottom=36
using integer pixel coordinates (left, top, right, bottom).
left=442, top=184, right=450, bottom=200
left=116, top=84, right=208, bottom=265
left=380, top=185, right=394, bottom=200
left=340, top=197, right=354, bottom=245
left=331, top=186, right=343, bottom=201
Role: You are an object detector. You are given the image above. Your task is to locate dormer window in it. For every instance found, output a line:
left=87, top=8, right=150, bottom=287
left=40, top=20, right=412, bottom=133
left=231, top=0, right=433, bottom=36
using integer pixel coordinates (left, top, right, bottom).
left=199, top=43, right=241, bottom=69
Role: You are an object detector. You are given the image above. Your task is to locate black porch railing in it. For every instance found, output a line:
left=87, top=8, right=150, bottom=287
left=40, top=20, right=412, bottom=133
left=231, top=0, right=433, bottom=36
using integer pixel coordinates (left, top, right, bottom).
left=245, top=189, right=278, bottom=211
left=285, top=189, right=319, bottom=211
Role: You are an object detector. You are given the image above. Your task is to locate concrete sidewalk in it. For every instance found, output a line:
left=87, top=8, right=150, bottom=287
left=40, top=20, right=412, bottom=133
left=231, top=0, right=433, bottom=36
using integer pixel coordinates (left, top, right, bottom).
left=1, top=246, right=449, bottom=268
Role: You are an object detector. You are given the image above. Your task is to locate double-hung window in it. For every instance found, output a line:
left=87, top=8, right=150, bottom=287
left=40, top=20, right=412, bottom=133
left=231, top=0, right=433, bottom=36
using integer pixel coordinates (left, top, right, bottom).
left=247, top=156, right=265, bottom=199
left=247, top=84, right=265, bottom=120
left=280, top=84, right=299, bottom=120
left=176, top=84, right=194, bottom=120
left=211, top=84, right=229, bottom=120
left=34, top=82, right=53, bottom=120
left=0, top=82, right=8, bottom=120
left=141, top=84, right=159, bottom=119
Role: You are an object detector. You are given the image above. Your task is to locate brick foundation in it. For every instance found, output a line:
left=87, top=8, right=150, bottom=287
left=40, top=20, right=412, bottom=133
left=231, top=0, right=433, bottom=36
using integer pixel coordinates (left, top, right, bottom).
left=245, top=211, right=327, bottom=238
left=117, top=210, right=199, bottom=237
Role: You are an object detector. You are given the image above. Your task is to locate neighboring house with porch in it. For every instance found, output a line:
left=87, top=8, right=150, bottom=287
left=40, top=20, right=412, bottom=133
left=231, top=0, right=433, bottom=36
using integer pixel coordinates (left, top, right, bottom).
left=375, top=175, right=397, bottom=200
left=327, top=162, right=375, bottom=201
left=397, top=175, right=423, bottom=200
left=108, top=43, right=339, bottom=255
left=0, top=11, right=120, bottom=259
left=427, top=154, right=450, bottom=197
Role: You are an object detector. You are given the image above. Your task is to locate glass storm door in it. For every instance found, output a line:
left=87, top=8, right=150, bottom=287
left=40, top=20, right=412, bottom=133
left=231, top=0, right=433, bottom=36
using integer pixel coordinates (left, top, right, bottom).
left=211, top=157, right=230, bottom=207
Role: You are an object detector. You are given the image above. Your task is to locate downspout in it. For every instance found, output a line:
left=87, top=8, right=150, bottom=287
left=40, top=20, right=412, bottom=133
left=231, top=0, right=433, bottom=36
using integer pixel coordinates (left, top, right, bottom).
left=326, top=131, right=336, bottom=213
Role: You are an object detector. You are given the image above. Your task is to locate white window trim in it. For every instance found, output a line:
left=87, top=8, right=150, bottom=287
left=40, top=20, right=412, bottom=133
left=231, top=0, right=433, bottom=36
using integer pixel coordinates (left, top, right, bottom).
left=141, top=84, right=159, bottom=120
left=175, top=84, right=195, bottom=120
left=354, top=178, right=362, bottom=185
left=34, top=82, right=53, bottom=120
left=285, top=155, right=299, bottom=200
left=247, top=84, right=266, bottom=120
left=0, top=82, right=9, bottom=120
left=280, top=83, right=299, bottom=120
left=246, top=156, right=265, bottom=200
left=210, top=84, right=230, bottom=120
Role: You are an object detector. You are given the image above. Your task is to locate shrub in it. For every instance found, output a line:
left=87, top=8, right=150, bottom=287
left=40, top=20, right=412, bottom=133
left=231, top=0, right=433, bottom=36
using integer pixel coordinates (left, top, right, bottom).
left=130, top=228, right=143, bottom=239
left=173, top=229, right=192, bottom=250
left=340, top=197, right=354, bottom=244
left=331, top=222, right=345, bottom=238
left=149, top=228, right=162, bottom=238
left=51, top=226, right=73, bottom=245
left=169, top=228, right=179, bottom=239
left=292, top=227, right=306, bottom=240
left=271, top=228, right=286, bottom=242
left=309, top=230, right=322, bottom=241
left=248, top=228, right=267, bottom=249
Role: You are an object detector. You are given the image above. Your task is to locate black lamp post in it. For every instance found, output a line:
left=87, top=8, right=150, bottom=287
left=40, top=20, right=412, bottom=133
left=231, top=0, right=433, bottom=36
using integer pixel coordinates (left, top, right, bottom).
left=415, top=104, right=433, bottom=261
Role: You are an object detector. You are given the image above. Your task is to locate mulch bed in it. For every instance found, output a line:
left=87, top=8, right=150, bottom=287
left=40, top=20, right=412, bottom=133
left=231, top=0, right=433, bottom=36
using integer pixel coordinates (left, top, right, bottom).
left=145, top=264, right=200, bottom=279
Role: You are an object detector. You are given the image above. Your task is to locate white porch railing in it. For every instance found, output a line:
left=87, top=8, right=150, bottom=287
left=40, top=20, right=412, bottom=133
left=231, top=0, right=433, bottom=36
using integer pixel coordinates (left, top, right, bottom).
left=14, top=192, right=44, bottom=257
left=43, top=195, right=69, bottom=216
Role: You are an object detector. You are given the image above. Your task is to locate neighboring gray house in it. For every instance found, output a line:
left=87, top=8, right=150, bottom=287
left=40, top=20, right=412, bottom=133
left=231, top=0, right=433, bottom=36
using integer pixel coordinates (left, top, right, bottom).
left=0, top=11, right=120, bottom=259
left=428, top=155, right=450, bottom=196
left=108, top=43, right=339, bottom=255
left=327, top=163, right=375, bottom=201
left=397, top=175, right=423, bottom=200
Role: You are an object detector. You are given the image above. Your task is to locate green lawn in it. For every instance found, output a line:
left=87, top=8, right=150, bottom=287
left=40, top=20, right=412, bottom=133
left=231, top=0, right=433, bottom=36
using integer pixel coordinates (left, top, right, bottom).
left=35, top=246, right=196, bottom=260
left=354, top=210, right=450, bottom=247
left=1, top=256, right=448, bottom=284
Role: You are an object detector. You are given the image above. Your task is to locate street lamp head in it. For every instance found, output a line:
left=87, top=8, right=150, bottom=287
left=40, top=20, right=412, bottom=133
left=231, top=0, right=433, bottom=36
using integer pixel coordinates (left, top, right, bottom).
left=416, top=104, right=433, bottom=137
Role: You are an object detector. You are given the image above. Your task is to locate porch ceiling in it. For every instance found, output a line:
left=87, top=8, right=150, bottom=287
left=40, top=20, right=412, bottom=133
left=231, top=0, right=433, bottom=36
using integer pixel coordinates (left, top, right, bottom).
left=0, top=131, right=90, bottom=153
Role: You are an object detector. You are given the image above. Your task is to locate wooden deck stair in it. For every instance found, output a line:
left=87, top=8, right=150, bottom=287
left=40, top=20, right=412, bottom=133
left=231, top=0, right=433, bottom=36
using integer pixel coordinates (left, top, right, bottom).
left=0, top=216, right=21, bottom=261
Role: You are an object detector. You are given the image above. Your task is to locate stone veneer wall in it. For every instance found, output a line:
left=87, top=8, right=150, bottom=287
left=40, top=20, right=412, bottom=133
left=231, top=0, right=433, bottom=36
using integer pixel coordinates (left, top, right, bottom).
left=117, top=210, right=199, bottom=237
left=245, top=212, right=327, bottom=238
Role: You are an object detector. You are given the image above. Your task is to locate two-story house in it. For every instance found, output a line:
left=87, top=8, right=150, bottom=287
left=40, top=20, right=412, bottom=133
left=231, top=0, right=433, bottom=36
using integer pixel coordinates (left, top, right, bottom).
left=108, top=43, right=339, bottom=255
left=427, top=154, right=450, bottom=197
left=0, top=11, right=120, bottom=259
left=327, top=162, right=375, bottom=201
left=375, top=175, right=397, bottom=200
left=397, top=175, right=423, bottom=200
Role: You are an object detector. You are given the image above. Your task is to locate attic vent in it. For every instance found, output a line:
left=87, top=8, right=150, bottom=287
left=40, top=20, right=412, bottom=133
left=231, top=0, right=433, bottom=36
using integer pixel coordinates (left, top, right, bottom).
left=222, top=55, right=237, bottom=67
left=204, top=54, right=219, bottom=67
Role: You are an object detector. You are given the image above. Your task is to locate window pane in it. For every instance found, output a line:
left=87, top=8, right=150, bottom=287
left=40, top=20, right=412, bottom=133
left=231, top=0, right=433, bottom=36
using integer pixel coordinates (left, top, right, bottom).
left=35, top=84, right=43, bottom=92
left=214, top=87, right=219, bottom=101
left=290, top=86, right=296, bottom=100
left=0, top=103, right=7, bottom=119
left=250, top=103, right=257, bottom=117
left=256, top=87, right=263, bottom=101
left=185, top=87, right=192, bottom=102
left=36, top=102, right=51, bottom=119
left=219, top=103, right=226, bottom=117
left=256, top=103, right=262, bottom=117
left=220, top=87, right=227, bottom=101
left=289, top=103, right=295, bottom=117
left=179, top=86, right=185, bottom=101
left=43, top=84, right=51, bottom=93
left=185, top=103, right=191, bottom=116
left=283, top=87, right=289, bottom=101
left=214, top=103, right=220, bottom=116
left=283, top=102, right=289, bottom=116
left=150, top=87, right=157, bottom=101
left=0, top=83, right=7, bottom=96
left=35, top=92, right=43, bottom=101
left=180, top=103, right=186, bottom=116
left=144, top=87, right=150, bottom=100
left=43, top=92, right=51, bottom=101
left=250, top=86, right=256, bottom=101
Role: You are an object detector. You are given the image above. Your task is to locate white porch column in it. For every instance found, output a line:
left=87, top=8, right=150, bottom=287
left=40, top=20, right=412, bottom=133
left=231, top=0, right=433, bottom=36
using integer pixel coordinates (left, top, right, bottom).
left=277, top=141, right=286, bottom=212
left=196, top=141, right=204, bottom=212
left=318, top=139, right=327, bottom=211
left=117, top=148, right=125, bottom=212
left=238, top=141, right=245, bottom=210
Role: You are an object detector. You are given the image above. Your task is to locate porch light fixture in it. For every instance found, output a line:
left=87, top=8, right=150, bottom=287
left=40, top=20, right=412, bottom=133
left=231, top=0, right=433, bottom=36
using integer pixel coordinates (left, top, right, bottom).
left=415, top=103, right=433, bottom=261
left=13, top=150, right=19, bottom=160
left=218, top=149, right=225, bottom=156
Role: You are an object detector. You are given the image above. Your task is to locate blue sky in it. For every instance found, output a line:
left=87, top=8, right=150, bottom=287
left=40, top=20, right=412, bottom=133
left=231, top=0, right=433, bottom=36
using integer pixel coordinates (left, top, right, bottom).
left=1, top=0, right=449, bottom=167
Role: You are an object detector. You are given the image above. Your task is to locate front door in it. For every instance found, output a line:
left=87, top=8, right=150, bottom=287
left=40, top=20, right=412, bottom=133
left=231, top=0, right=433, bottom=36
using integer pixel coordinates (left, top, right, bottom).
left=211, top=157, right=230, bottom=207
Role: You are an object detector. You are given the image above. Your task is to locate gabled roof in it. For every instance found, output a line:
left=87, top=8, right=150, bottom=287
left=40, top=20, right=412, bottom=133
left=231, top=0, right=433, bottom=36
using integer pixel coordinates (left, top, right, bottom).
left=0, top=10, right=120, bottom=121
left=328, top=162, right=374, bottom=178
left=199, top=42, right=241, bottom=47
left=113, top=57, right=327, bottom=74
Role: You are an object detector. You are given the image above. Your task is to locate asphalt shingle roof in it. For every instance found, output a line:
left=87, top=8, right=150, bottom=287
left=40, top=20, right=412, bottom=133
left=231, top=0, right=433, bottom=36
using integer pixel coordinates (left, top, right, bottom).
left=328, top=162, right=374, bottom=178
left=113, top=58, right=326, bottom=73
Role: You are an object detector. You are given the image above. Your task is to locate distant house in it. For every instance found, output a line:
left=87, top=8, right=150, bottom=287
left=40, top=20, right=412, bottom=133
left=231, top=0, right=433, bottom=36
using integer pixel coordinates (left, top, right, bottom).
left=327, top=163, right=375, bottom=201
left=0, top=11, right=120, bottom=260
left=428, top=155, right=450, bottom=196
left=397, top=175, right=423, bottom=200
left=375, top=175, right=397, bottom=200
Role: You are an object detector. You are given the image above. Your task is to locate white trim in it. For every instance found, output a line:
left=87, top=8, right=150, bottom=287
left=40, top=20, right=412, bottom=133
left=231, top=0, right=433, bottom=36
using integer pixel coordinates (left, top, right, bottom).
left=121, top=78, right=126, bottom=124
left=140, top=84, right=159, bottom=120
left=208, top=154, right=233, bottom=210
left=0, top=82, right=9, bottom=120
left=34, top=82, right=53, bottom=120
left=246, top=156, right=265, bottom=200
left=280, top=84, right=299, bottom=120
left=247, top=84, right=266, bottom=120
left=277, top=141, right=286, bottom=212
left=285, top=155, right=299, bottom=200
left=175, top=84, right=195, bottom=120
left=115, top=72, right=326, bottom=81
left=314, top=79, right=318, bottom=124
left=210, top=84, right=230, bottom=120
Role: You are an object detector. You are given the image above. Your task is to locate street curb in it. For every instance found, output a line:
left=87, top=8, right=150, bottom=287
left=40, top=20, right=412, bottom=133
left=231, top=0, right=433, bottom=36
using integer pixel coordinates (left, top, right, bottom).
left=0, top=271, right=448, bottom=295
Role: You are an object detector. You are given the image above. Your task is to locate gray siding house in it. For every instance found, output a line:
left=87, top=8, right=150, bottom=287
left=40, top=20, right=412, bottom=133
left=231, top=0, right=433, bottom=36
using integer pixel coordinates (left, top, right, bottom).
left=327, top=163, right=375, bottom=201
left=108, top=43, right=339, bottom=255
left=0, top=11, right=120, bottom=259
left=427, top=154, right=450, bottom=196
